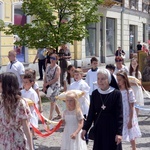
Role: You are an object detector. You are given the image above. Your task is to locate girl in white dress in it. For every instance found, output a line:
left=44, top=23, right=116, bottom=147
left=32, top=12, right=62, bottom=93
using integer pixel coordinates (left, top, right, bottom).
left=61, top=91, right=87, bottom=150
left=63, top=65, right=75, bottom=91
left=117, top=71, right=141, bottom=150
left=129, top=58, right=144, bottom=115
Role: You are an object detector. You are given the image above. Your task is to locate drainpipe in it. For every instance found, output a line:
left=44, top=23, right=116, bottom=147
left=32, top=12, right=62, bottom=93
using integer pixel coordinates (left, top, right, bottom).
left=121, top=0, right=125, bottom=49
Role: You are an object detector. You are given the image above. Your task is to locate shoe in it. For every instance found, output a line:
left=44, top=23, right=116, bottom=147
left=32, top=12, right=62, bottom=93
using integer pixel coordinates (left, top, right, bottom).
left=38, top=78, right=43, bottom=81
left=52, top=114, right=62, bottom=120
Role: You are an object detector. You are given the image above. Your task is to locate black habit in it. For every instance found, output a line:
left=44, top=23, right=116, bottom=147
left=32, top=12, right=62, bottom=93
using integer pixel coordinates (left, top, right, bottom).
left=83, top=89, right=123, bottom=150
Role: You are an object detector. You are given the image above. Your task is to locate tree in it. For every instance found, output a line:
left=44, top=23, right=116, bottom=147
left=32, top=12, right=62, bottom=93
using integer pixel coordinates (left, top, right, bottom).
left=4, top=0, right=103, bottom=52
left=0, top=19, right=5, bottom=31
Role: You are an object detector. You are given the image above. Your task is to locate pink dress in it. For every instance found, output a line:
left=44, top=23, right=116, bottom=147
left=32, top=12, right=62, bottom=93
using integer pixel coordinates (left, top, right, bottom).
left=0, top=99, right=31, bottom=150
left=121, top=89, right=141, bottom=141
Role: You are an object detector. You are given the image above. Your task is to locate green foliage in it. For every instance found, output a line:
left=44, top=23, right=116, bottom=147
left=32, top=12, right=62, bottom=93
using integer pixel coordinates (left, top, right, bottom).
left=0, top=19, right=5, bottom=31
left=4, top=0, right=103, bottom=51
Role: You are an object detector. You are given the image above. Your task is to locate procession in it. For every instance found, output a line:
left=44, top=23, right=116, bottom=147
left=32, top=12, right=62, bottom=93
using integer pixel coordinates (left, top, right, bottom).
left=0, top=0, right=150, bottom=150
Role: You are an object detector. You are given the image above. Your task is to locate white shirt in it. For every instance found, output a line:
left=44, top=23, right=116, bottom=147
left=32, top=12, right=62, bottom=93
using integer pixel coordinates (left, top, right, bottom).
left=21, top=87, right=39, bottom=127
left=6, top=60, right=25, bottom=88
left=69, top=79, right=90, bottom=116
left=33, top=82, right=39, bottom=90
left=85, top=69, right=98, bottom=95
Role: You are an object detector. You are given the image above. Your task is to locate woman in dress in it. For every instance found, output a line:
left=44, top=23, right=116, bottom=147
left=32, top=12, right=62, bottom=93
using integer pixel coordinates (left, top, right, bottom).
left=129, top=58, right=144, bottom=115
left=81, top=69, right=123, bottom=150
left=43, top=53, right=62, bottom=120
left=0, top=72, right=33, bottom=150
left=61, top=91, right=87, bottom=150
left=117, top=71, right=141, bottom=150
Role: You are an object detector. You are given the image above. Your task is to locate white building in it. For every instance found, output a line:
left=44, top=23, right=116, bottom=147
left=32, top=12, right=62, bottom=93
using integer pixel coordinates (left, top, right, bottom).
left=78, top=0, right=150, bottom=66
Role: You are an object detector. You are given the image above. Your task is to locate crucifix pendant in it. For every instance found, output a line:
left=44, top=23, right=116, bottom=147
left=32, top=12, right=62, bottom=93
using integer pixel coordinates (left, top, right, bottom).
left=101, top=104, right=106, bottom=110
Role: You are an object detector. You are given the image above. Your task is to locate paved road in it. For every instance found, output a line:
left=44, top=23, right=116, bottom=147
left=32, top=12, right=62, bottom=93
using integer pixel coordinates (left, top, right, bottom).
left=34, top=62, right=150, bottom=150
left=34, top=93, right=150, bottom=150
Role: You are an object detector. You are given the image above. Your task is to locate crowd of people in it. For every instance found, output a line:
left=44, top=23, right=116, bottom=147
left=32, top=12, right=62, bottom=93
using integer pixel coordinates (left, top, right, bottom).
left=0, top=43, right=147, bottom=150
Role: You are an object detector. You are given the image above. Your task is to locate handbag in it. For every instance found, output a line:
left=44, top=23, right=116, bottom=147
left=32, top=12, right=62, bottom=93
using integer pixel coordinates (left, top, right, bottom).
left=88, top=108, right=103, bottom=140
left=46, top=87, right=54, bottom=97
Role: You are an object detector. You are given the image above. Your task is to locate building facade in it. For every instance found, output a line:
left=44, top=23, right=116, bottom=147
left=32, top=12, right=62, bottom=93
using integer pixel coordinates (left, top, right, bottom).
left=78, top=0, right=150, bottom=67
left=0, top=0, right=150, bottom=70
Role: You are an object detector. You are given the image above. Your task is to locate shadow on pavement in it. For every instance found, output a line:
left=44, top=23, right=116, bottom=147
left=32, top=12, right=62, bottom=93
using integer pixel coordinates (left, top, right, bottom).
left=36, top=146, right=60, bottom=150
left=138, top=119, right=150, bottom=125
left=136, top=142, right=150, bottom=148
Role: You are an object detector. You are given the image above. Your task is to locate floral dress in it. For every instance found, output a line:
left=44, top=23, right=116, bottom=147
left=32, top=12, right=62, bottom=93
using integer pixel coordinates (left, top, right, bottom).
left=0, top=99, right=31, bottom=150
left=121, top=89, right=141, bottom=141
left=45, top=64, right=60, bottom=102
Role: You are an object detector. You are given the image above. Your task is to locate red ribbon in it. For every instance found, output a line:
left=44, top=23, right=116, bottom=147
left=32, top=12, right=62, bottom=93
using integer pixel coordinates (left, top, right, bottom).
left=30, top=104, right=62, bottom=137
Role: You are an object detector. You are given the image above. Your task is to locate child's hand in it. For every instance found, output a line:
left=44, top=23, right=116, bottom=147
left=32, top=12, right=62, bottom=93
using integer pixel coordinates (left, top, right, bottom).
left=127, top=120, right=132, bottom=129
left=70, top=132, right=77, bottom=139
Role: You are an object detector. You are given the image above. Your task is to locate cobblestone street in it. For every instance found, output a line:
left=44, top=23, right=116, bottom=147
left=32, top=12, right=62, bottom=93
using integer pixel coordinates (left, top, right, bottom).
left=34, top=95, right=150, bottom=150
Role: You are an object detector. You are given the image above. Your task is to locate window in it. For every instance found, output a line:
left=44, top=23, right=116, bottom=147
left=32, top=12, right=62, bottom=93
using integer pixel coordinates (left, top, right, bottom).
left=129, top=0, right=138, bottom=10
left=106, top=18, right=115, bottom=56
left=129, top=25, right=136, bottom=53
left=85, top=23, right=96, bottom=57
left=0, top=1, right=3, bottom=20
left=13, top=6, right=26, bottom=62
left=142, top=0, right=149, bottom=13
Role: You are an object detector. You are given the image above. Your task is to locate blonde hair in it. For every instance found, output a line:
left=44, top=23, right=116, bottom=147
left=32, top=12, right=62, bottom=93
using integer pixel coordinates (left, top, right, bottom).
left=65, top=91, right=81, bottom=114
left=8, top=50, right=16, bottom=57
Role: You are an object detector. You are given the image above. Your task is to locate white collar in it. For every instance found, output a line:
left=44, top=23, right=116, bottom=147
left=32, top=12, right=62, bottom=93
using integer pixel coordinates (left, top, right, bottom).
left=98, top=86, right=115, bottom=94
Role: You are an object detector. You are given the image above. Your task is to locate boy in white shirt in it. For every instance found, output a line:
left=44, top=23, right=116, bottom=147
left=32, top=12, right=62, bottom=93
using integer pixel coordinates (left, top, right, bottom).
left=69, top=68, right=90, bottom=117
left=85, top=57, right=99, bottom=99
left=21, top=73, right=39, bottom=138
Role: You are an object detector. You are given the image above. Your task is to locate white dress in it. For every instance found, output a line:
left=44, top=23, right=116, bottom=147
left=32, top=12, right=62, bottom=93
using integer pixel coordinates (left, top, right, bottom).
left=130, top=71, right=144, bottom=106
left=121, top=89, right=141, bottom=141
left=61, top=110, right=87, bottom=150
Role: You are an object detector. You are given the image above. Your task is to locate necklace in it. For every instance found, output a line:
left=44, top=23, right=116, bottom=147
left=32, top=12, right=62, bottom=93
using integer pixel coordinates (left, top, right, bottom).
left=99, top=93, right=112, bottom=110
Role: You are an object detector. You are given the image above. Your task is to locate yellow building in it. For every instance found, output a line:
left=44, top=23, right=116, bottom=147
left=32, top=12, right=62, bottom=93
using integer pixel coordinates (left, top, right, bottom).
left=0, top=0, right=83, bottom=71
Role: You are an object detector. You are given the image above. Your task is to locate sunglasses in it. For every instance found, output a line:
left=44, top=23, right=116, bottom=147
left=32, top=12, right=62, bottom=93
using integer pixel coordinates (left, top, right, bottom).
left=50, top=57, right=56, bottom=60
left=115, top=60, right=122, bottom=62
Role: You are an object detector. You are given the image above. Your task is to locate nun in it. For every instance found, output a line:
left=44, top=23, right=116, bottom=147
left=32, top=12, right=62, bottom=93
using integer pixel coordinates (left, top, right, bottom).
left=81, top=69, right=123, bottom=150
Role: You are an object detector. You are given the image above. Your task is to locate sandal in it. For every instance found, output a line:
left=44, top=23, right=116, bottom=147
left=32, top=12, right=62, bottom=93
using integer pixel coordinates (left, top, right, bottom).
left=52, top=115, right=62, bottom=120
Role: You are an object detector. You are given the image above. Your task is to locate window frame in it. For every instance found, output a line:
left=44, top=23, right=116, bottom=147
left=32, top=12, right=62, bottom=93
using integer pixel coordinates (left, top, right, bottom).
left=106, top=17, right=116, bottom=57
left=85, top=23, right=96, bottom=57
left=129, top=0, right=139, bottom=10
left=12, top=2, right=27, bottom=63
